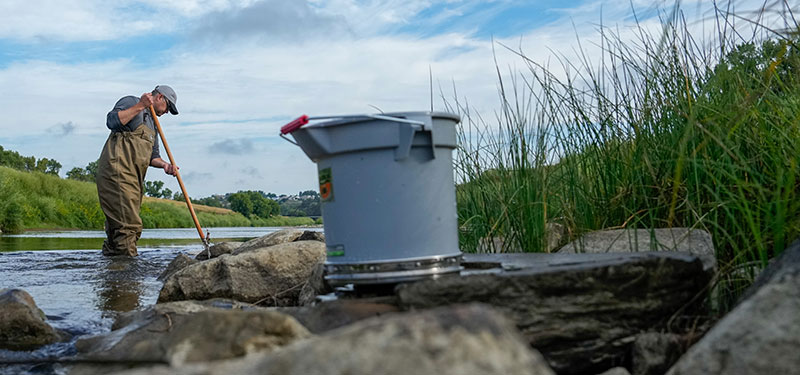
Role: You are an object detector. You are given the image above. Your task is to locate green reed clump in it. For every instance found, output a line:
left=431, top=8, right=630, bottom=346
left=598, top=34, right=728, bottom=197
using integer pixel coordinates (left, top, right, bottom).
left=450, top=3, right=800, bottom=310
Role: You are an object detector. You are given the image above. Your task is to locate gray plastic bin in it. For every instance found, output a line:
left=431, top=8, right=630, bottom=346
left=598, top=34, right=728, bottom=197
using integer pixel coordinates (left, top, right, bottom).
left=280, top=111, right=462, bottom=286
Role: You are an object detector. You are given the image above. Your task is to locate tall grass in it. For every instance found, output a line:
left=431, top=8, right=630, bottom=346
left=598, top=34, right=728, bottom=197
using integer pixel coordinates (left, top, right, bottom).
left=450, top=3, right=800, bottom=310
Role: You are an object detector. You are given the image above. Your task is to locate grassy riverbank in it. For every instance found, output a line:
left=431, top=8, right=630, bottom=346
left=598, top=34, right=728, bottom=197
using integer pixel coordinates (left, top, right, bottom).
left=0, top=166, right=314, bottom=233
left=452, top=5, right=799, bottom=310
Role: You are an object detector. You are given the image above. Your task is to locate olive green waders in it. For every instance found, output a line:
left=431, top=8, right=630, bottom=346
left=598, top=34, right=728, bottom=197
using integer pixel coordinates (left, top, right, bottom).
left=96, top=125, right=156, bottom=256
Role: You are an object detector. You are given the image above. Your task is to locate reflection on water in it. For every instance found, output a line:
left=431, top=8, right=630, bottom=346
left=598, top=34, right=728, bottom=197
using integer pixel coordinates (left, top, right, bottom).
left=0, top=227, right=319, bottom=373
left=97, top=256, right=147, bottom=315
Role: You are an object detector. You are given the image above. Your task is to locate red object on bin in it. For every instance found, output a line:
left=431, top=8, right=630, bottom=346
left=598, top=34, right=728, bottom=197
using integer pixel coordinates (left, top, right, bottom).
left=281, top=115, right=309, bottom=134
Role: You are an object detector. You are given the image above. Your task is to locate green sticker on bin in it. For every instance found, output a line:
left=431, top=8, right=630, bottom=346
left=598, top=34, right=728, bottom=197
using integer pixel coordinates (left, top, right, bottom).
left=327, top=244, right=345, bottom=257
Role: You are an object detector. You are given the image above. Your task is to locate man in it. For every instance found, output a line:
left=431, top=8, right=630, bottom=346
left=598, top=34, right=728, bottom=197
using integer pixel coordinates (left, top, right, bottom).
left=97, top=85, right=180, bottom=256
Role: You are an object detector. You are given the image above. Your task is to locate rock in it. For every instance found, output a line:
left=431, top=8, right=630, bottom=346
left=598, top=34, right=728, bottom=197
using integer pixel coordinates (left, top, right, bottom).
left=278, top=299, right=400, bottom=334
left=599, top=368, right=632, bottom=375
left=232, top=229, right=305, bottom=255
left=666, top=238, right=800, bottom=375
left=297, top=263, right=332, bottom=306
left=296, top=230, right=325, bottom=242
left=737, top=236, right=800, bottom=302
left=157, top=253, right=198, bottom=281
left=558, top=228, right=716, bottom=270
left=632, top=333, right=686, bottom=375
left=0, top=289, right=65, bottom=350
left=545, top=222, right=566, bottom=252
left=159, top=241, right=326, bottom=306
left=109, top=304, right=556, bottom=375
left=398, top=252, right=712, bottom=375
left=74, top=299, right=311, bottom=367
left=195, top=242, right=241, bottom=261
left=477, top=223, right=565, bottom=253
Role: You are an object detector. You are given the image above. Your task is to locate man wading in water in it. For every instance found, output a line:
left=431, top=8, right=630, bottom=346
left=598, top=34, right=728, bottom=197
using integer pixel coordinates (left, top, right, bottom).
left=97, top=85, right=180, bottom=256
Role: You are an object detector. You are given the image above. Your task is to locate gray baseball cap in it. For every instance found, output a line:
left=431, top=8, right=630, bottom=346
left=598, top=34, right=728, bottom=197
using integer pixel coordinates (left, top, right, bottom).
left=154, top=85, right=179, bottom=115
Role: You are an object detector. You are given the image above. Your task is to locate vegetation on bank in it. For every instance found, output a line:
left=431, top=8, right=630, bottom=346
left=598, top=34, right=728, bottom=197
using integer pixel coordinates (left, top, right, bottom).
left=451, top=4, right=800, bottom=311
left=0, top=166, right=314, bottom=233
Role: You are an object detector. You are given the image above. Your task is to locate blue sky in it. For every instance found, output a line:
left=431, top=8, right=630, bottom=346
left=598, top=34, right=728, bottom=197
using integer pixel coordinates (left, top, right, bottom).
left=0, top=0, right=786, bottom=197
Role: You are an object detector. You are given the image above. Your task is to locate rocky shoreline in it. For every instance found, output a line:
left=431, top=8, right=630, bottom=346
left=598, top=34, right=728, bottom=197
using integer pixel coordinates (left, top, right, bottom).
left=2, top=228, right=798, bottom=374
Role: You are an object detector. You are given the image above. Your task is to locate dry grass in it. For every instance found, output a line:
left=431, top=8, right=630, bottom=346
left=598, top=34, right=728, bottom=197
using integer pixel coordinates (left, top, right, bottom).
left=143, top=196, right=236, bottom=215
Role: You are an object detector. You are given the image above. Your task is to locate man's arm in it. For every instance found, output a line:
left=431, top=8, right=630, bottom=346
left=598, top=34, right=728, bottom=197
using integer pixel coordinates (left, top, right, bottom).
left=150, top=157, right=179, bottom=176
left=117, top=93, right=155, bottom=126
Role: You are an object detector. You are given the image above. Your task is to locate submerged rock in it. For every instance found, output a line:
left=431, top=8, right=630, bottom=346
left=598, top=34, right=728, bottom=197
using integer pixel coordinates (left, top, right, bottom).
left=666, top=238, right=800, bottom=375
left=158, top=241, right=326, bottom=306
left=108, top=304, right=556, bottom=375
left=0, top=288, right=66, bottom=350
left=194, top=242, right=241, bottom=261
left=74, top=299, right=310, bottom=368
left=398, top=252, right=712, bottom=374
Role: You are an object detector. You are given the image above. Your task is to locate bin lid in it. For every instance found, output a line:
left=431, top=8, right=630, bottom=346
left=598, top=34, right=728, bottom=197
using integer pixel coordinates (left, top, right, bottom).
left=305, top=111, right=460, bottom=129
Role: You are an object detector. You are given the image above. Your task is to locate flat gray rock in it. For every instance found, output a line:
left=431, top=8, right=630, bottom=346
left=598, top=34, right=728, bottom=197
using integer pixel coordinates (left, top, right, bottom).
left=400, top=252, right=712, bottom=374
left=558, top=228, right=716, bottom=270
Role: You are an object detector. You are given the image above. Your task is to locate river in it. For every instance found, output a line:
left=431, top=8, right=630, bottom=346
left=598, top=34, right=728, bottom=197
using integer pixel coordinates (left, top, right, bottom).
left=0, top=227, right=319, bottom=374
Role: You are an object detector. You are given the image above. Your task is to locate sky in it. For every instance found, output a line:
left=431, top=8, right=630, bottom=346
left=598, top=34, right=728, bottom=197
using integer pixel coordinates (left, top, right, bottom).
left=0, top=0, right=795, bottom=197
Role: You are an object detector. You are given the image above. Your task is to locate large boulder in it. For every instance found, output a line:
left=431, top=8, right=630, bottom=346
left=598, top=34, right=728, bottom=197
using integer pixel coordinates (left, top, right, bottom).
left=74, top=299, right=310, bottom=368
left=159, top=241, right=326, bottom=306
left=665, top=238, right=800, bottom=375
left=108, top=304, right=556, bottom=375
left=398, top=252, right=712, bottom=375
left=0, top=289, right=65, bottom=350
left=195, top=242, right=242, bottom=261
left=559, top=228, right=716, bottom=269
left=232, top=229, right=306, bottom=255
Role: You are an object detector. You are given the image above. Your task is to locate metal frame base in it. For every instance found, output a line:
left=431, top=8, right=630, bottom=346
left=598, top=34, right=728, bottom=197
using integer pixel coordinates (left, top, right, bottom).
left=324, top=253, right=463, bottom=286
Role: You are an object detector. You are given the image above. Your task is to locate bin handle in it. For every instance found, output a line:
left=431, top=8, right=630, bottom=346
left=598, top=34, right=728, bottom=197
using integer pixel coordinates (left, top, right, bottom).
left=280, top=114, right=427, bottom=135
left=279, top=114, right=434, bottom=159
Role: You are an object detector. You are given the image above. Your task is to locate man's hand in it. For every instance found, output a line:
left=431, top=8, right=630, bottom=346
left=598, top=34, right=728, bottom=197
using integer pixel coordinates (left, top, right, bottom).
left=138, top=93, right=155, bottom=109
left=164, top=163, right=180, bottom=176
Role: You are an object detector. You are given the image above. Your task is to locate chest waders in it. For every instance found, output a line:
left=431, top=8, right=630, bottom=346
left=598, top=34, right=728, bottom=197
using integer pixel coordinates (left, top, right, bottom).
left=96, top=125, right=155, bottom=256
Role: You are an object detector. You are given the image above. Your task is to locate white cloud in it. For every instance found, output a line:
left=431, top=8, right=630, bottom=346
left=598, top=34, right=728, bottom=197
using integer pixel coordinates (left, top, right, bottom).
left=1, top=0, right=797, bottom=196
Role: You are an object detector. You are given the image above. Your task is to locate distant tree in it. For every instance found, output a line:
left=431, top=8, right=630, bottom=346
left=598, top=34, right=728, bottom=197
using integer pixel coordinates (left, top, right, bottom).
left=85, top=161, right=98, bottom=181
left=299, top=190, right=319, bottom=198
left=66, top=160, right=98, bottom=182
left=144, top=180, right=165, bottom=198
left=161, top=188, right=173, bottom=199
left=228, top=192, right=254, bottom=216
left=173, top=192, right=185, bottom=201
left=228, top=190, right=279, bottom=218
left=66, top=167, right=85, bottom=180
left=265, top=192, right=277, bottom=199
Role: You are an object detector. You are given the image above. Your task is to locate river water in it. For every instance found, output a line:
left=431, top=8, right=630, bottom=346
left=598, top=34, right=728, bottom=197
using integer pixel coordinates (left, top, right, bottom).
left=0, top=227, right=315, bottom=374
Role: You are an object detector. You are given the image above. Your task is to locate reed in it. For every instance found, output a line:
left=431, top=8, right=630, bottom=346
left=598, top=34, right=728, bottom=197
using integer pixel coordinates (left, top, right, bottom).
left=450, top=2, right=800, bottom=310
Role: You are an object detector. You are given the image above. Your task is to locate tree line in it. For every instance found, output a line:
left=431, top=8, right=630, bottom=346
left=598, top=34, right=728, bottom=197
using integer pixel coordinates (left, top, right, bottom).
left=0, top=145, right=62, bottom=175
left=0, top=145, right=321, bottom=219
